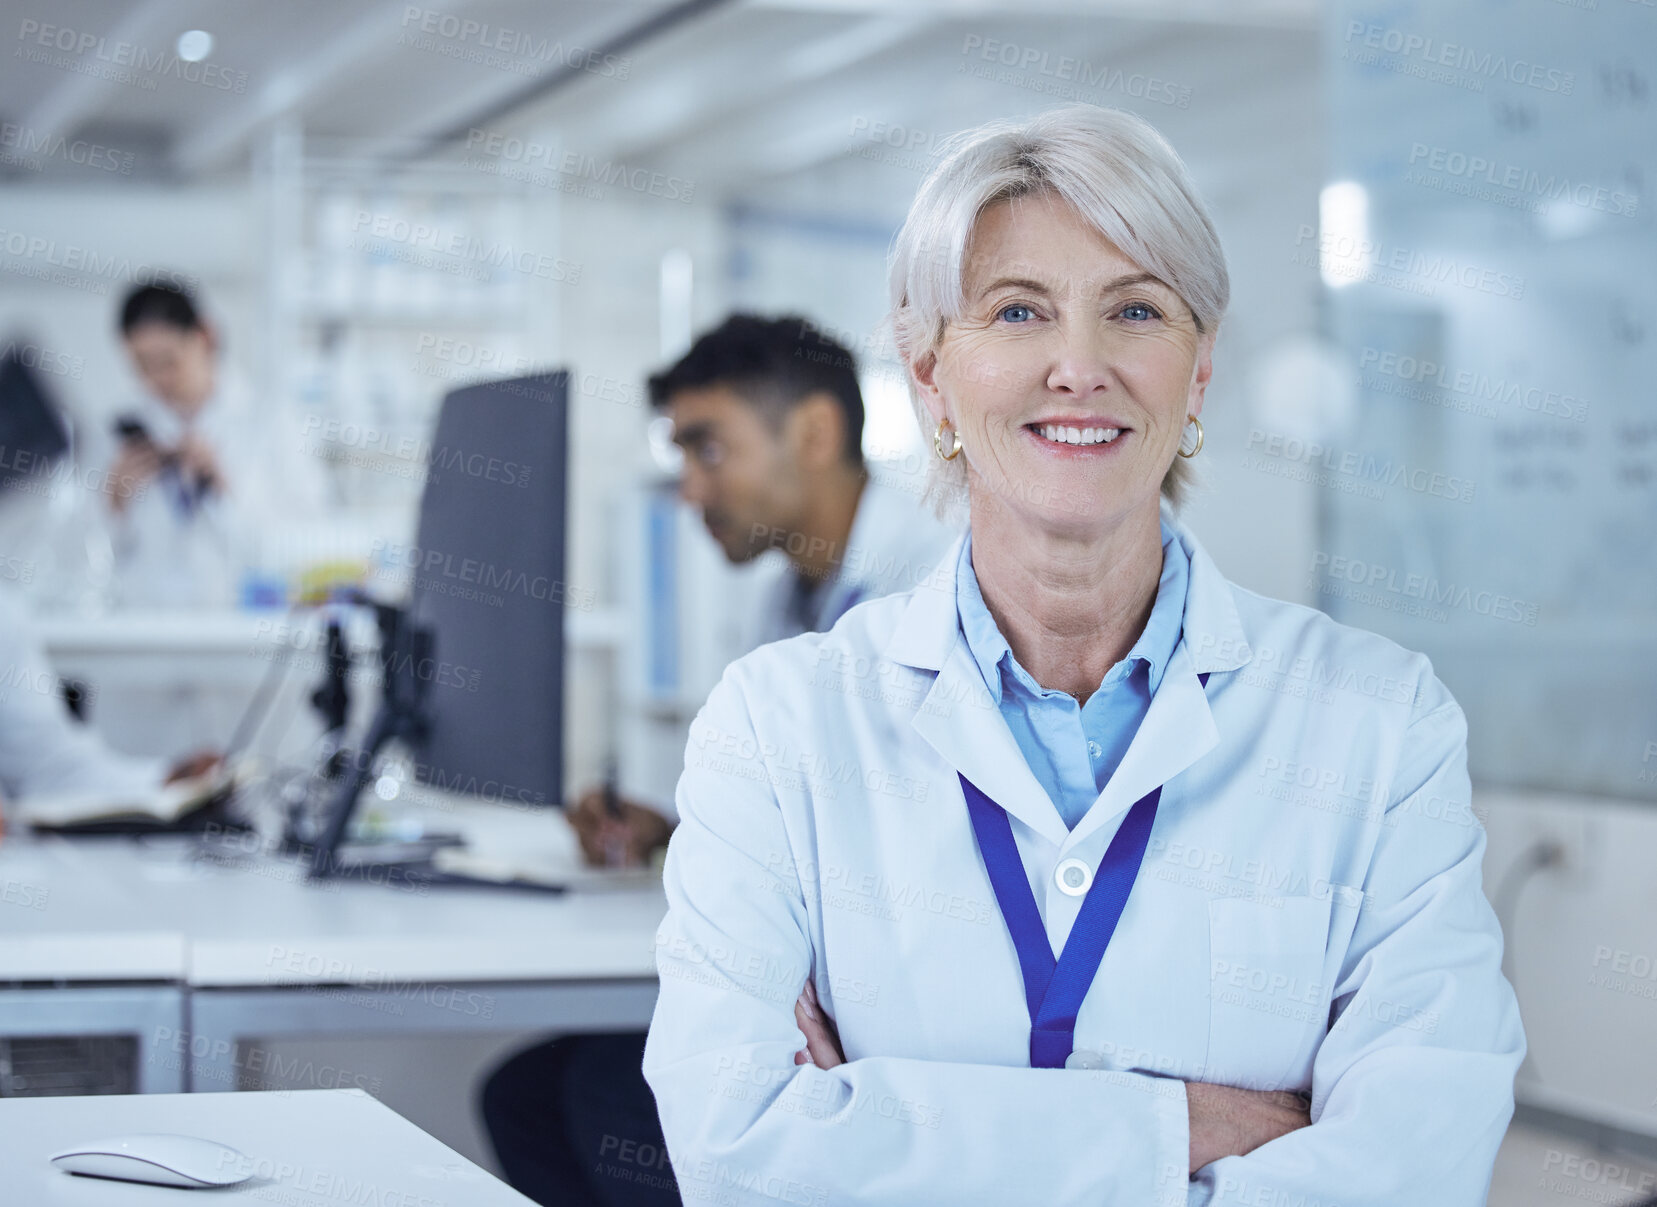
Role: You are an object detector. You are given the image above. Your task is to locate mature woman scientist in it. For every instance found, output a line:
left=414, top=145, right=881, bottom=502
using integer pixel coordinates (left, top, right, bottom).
left=643, top=105, right=1524, bottom=1205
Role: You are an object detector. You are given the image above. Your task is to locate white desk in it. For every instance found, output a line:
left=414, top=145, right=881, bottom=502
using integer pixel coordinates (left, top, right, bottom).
left=39, top=608, right=628, bottom=766
left=0, top=1088, right=536, bottom=1203
left=0, top=800, right=665, bottom=1093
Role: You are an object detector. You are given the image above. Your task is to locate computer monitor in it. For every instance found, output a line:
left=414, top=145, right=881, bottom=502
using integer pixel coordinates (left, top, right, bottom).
left=307, top=370, right=570, bottom=883
left=405, top=371, right=570, bottom=809
left=0, top=345, right=71, bottom=494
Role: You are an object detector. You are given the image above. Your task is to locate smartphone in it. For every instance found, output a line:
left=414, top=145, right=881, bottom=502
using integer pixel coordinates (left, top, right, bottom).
left=113, top=415, right=154, bottom=446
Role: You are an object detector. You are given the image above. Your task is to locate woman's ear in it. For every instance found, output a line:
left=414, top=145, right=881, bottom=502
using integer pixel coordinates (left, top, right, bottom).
left=1186, top=325, right=1218, bottom=421
left=908, top=348, right=949, bottom=428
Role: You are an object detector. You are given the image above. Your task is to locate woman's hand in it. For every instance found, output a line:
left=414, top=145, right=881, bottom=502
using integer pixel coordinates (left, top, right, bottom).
left=792, top=979, right=845, bottom=1069
left=1186, top=1081, right=1311, bottom=1174
left=108, top=440, right=163, bottom=514
left=175, top=431, right=226, bottom=497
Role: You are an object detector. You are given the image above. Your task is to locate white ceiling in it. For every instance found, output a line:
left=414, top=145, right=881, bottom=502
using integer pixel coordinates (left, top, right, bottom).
left=1, top=0, right=1321, bottom=205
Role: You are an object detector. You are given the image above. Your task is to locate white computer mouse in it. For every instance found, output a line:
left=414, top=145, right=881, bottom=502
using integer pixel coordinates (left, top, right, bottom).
left=49, top=1133, right=251, bottom=1187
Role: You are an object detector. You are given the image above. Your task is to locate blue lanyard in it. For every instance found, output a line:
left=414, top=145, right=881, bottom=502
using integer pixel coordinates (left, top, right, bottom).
left=960, top=671, right=1209, bottom=1069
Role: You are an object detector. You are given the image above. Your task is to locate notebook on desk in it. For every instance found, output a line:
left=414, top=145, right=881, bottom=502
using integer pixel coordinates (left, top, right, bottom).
left=18, top=769, right=239, bottom=835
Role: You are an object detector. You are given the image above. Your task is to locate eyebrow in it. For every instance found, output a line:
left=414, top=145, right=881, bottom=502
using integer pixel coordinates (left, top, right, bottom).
left=670, top=421, right=714, bottom=448
left=974, top=271, right=1172, bottom=299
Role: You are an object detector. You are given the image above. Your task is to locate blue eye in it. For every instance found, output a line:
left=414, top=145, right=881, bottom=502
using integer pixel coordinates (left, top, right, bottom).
left=1120, top=303, right=1160, bottom=322
left=997, top=304, right=1034, bottom=324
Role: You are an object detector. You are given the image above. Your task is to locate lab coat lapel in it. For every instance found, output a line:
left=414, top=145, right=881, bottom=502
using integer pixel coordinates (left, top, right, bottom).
left=909, top=642, right=1073, bottom=849
left=1063, top=641, right=1218, bottom=852
left=885, top=521, right=1250, bottom=852
left=1063, top=516, right=1250, bottom=850
left=886, top=536, right=1071, bottom=847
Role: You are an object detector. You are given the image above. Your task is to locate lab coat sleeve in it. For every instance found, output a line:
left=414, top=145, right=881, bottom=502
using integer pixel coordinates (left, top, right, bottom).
left=0, top=594, right=165, bottom=803
left=1188, top=680, right=1525, bottom=1206
left=643, top=671, right=1193, bottom=1207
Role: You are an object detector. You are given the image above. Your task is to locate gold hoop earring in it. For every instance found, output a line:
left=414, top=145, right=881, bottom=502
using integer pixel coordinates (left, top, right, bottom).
left=933, top=418, right=963, bottom=461
left=1177, top=415, right=1204, bottom=459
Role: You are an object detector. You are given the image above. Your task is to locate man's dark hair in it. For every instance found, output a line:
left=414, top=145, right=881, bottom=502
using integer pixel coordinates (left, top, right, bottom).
left=648, top=314, right=865, bottom=466
left=119, top=283, right=202, bottom=336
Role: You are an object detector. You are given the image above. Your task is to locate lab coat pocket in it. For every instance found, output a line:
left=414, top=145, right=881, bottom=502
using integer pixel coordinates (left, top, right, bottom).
left=1206, top=895, right=1332, bottom=1091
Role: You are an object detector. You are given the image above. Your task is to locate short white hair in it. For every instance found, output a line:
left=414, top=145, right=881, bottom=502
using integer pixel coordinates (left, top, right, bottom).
left=887, top=104, right=1229, bottom=514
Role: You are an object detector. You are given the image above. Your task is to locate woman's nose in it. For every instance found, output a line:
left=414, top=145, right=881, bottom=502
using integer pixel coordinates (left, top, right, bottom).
left=1044, top=328, right=1115, bottom=398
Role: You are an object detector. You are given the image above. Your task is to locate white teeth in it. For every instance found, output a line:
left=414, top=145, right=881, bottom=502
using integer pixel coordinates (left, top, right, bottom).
left=1037, top=424, right=1122, bottom=446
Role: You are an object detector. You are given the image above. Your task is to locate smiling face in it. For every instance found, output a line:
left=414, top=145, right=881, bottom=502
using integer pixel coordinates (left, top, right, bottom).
left=912, top=190, right=1214, bottom=539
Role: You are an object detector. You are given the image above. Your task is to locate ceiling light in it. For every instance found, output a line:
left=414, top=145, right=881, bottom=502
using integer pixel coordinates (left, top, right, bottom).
left=176, top=30, right=213, bottom=62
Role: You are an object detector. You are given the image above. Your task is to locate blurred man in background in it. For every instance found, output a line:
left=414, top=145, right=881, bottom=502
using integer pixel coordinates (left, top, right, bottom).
left=566, top=312, right=958, bottom=866
left=485, top=313, right=958, bottom=1207
left=106, top=283, right=328, bottom=608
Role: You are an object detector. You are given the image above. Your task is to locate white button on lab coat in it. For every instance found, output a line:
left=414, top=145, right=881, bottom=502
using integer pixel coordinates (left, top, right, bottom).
left=644, top=515, right=1525, bottom=1206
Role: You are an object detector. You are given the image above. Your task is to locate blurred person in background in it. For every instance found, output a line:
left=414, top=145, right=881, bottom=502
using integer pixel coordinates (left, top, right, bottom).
left=565, top=313, right=958, bottom=867
left=105, top=283, right=328, bottom=609
left=484, top=313, right=958, bottom=1207
left=0, top=342, right=217, bottom=826
left=0, top=586, right=219, bottom=831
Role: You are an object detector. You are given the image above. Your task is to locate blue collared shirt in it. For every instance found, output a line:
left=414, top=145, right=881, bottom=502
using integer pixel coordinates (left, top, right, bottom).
left=955, top=522, right=1189, bottom=829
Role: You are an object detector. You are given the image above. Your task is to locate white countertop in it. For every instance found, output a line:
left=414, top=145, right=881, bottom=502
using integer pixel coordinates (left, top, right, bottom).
left=0, top=1088, right=536, bottom=1204
left=38, top=607, right=628, bottom=655
left=0, top=799, right=665, bottom=987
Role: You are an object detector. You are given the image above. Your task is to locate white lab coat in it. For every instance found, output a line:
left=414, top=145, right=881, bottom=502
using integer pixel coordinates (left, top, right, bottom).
left=0, top=588, right=162, bottom=804
left=748, top=472, right=960, bottom=649
left=639, top=472, right=958, bottom=819
left=107, top=372, right=329, bottom=609
left=644, top=511, right=1524, bottom=1206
